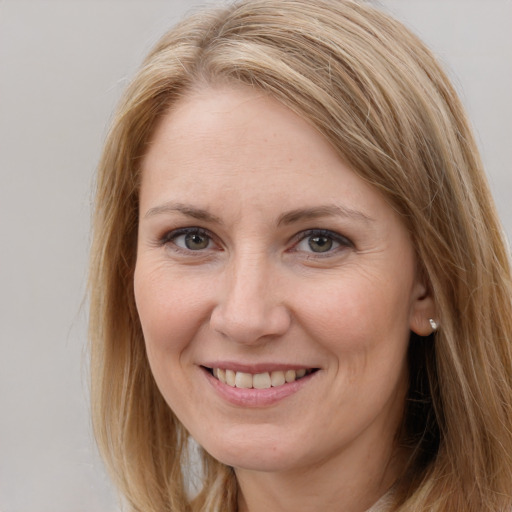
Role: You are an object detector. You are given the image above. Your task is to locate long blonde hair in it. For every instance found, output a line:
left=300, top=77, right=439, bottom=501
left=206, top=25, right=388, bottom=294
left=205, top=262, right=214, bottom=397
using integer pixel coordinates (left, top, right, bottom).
left=89, top=1, right=512, bottom=510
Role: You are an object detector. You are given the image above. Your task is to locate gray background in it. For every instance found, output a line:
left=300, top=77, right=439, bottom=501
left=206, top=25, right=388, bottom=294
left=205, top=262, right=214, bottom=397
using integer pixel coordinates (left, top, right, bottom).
left=1, top=1, right=510, bottom=511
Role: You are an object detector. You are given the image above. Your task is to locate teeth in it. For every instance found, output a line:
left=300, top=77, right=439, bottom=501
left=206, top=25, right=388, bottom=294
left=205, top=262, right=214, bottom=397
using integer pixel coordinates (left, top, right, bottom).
left=253, top=372, right=271, bottom=389
left=225, top=369, right=236, bottom=387
left=211, top=368, right=312, bottom=389
left=285, top=369, right=296, bottom=383
left=216, top=368, right=226, bottom=384
left=235, top=371, right=253, bottom=389
left=270, top=370, right=285, bottom=387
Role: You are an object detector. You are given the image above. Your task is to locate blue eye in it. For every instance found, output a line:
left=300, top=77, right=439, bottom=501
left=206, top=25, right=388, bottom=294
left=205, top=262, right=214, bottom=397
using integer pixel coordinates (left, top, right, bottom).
left=163, top=228, right=213, bottom=251
left=294, top=229, right=352, bottom=254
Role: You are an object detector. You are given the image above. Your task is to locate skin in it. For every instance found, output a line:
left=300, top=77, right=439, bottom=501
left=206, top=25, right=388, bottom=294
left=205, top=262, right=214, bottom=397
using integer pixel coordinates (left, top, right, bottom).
left=134, top=84, right=435, bottom=512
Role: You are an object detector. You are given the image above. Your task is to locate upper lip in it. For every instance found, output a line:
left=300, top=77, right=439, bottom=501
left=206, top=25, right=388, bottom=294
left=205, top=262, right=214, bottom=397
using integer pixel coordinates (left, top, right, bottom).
left=200, top=361, right=319, bottom=373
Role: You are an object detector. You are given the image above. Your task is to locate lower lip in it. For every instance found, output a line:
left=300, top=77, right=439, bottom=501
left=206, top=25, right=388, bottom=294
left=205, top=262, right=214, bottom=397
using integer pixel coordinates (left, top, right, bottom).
left=202, top=368, right=317, bottom=408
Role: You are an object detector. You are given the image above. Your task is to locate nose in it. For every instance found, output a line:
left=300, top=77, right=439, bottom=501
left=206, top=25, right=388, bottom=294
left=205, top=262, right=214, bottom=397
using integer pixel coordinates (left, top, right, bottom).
left=210, top=253, right=291, bottom=345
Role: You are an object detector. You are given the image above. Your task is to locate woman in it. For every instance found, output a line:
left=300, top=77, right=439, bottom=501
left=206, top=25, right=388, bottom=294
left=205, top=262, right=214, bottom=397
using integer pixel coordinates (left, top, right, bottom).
left=89, top=1, right=512, bottom=510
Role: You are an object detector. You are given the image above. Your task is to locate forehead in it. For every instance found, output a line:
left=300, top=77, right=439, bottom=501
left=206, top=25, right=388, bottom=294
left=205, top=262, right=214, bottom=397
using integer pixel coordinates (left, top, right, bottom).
left=139, top=85, right=394, bottom=226
left=143, top=84, right=330, bottom=175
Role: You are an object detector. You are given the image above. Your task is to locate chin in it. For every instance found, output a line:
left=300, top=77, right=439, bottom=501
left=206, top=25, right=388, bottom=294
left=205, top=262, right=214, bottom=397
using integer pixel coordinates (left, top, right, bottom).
left=213, top=449, right=302, bottom=473
left=196, top=426, right=311, bottom=473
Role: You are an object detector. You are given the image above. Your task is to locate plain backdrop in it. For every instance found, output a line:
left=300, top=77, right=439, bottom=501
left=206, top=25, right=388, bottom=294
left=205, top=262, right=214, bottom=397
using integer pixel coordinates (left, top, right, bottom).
left=0, top=1, right=510, bottom=511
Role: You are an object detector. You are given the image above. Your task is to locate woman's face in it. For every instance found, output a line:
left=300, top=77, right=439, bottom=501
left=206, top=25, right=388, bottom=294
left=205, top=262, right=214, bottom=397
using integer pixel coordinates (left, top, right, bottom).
left=134, top=85, right=433, bottom=474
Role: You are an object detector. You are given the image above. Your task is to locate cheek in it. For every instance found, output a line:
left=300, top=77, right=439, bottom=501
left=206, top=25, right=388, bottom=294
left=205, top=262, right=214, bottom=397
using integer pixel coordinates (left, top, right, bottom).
left=133, top=264, right=216, bottom=415
left=133, top=263, right=211, bottom=357
left=298, top=273, right=411, bottom=346
left=295, top=270, right=412, bottom=395
left=303, top=277, right=411, bottom=399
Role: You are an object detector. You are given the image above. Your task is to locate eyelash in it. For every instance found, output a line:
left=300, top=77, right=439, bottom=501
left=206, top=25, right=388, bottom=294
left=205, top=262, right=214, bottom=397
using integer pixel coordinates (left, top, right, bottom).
left=159, top=227, right=218, bottom=254
left=290, top=229, right=354, bottom=256
left=159, top=227, right=353, bottom=256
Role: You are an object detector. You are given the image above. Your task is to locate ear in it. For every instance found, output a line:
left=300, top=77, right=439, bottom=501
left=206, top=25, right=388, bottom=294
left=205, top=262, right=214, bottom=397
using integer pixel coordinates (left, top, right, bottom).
left=409, top=277, right=437, bottom=336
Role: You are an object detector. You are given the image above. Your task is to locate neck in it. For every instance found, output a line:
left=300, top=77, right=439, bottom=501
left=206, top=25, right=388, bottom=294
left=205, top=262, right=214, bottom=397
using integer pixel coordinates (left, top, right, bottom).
left=235, top=432, right=405, bottom=512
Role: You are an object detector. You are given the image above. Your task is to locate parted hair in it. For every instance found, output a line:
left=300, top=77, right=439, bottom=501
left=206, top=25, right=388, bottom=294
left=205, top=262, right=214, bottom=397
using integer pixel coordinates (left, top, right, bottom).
left=89, top=1, right=512, bottom=510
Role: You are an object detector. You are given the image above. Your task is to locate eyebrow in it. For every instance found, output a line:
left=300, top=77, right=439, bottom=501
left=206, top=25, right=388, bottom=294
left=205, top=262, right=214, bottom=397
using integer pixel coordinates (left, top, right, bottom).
left=277, top=205, right=375, bottom=226
left=143, top=202, right=223, bottom=224
left=143, top=201, right=374, bottom=226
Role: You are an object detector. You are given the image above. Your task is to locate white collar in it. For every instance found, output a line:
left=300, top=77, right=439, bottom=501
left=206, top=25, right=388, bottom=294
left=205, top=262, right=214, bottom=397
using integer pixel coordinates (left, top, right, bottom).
left=365, top=489, right=394, bottom=512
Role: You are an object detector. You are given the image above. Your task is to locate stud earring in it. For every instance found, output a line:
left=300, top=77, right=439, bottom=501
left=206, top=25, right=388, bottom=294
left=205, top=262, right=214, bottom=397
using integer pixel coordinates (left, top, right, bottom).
left=429, top=318, right=438, bottom=332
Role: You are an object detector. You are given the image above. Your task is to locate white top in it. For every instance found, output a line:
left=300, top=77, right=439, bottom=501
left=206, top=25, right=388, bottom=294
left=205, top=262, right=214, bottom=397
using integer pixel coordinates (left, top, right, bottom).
left=365, top=490, right=394, bottom=512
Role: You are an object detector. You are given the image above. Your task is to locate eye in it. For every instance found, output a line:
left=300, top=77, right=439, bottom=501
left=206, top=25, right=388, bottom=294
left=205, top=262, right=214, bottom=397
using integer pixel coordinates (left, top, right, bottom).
left=293, top=229, right=353, bottom=254
left=302, top=234, right=336, bottom=253
left=162, top=227, right=215, bottom=252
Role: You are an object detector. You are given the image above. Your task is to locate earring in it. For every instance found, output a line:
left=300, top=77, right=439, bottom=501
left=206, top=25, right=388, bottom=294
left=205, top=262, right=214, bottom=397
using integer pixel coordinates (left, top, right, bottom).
left=429, top=318, right=438, bottom=332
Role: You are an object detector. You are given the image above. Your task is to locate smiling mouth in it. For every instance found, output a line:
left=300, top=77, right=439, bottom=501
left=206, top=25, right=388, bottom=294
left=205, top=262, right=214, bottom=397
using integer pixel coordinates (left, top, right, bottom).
left=204, top=367, right=318, bottom=389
